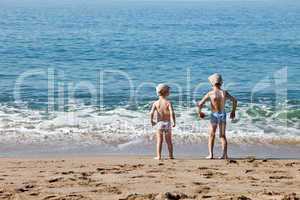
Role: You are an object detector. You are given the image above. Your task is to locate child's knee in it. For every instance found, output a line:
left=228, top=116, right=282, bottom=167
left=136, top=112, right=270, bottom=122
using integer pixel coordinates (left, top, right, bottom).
left=210, top=132, right=216, bottom=137
left=165, top=134, right=172, bottom=143
left=219, top=134, right=226, bottom=139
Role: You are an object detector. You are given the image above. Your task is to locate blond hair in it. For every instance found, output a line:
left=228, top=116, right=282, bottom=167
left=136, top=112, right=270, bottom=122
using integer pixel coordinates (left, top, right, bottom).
left=156, top=84, right=170, bottom=96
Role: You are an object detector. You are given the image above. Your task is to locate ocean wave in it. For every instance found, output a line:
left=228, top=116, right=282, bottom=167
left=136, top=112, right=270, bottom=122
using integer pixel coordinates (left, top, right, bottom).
left=0, top=103, right=299, bottom=148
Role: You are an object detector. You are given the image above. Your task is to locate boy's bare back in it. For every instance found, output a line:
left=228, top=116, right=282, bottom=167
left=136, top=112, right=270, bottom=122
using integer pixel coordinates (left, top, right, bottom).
left=154, top=99, right=171, bottom=122
left=208, top=89, right=236, bottom=111
left=207, top=89, right=226, bottom=112
left=198, top=88, right=237, bottom=119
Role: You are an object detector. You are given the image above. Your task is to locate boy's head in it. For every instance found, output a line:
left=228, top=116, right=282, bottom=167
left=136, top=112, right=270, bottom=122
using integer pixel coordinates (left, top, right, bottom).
left=208, top=73, right=223, bottom=87
left=156, top=84, right=170, bottom=97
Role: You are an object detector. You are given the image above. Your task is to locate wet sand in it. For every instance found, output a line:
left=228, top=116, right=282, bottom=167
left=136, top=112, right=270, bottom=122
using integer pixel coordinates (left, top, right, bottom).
left=0, top=156, right=299, bottom=200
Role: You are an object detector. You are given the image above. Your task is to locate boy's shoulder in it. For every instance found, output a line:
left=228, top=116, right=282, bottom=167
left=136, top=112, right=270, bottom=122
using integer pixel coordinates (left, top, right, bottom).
left=166, top=99, right=172, bottom=106
left=208, top=89, right=227, bottom=94
left=207, top=90, right=215, bottom=96
left=160, top=99, right=172, bottom=106
left=153, top=100, right=159, bottom=105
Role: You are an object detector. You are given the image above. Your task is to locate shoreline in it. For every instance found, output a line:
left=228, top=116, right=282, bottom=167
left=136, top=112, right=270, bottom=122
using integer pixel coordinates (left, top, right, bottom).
left=1, top=143, right=300, bottom=159
left=0, top=156, right=299, bottom=200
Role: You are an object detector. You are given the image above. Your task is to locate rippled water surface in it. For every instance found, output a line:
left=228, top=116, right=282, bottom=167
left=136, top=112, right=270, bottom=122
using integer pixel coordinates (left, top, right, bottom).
left=0, top=0, right=299, bottom=153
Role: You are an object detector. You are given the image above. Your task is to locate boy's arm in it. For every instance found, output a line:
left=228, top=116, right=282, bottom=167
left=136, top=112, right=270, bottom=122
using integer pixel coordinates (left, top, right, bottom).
left=225, top=91, right=237, bottom=119
left=150, top=102, right=156, bottom=126
left=197, top=93, right=210, bottom=118
left=168, top=102, right=176, bottom=127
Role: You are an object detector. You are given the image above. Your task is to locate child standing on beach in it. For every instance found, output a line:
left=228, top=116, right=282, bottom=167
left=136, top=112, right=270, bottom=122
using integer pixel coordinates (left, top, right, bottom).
left=197, top=74, right=237, bottom=159
left=150, top=84, right=176, bottom=160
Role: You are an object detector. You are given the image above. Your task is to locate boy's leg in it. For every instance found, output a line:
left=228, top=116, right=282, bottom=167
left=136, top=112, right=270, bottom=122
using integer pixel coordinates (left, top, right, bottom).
left=165, top=129, right=174, bottom=159
left=207, top=123, right=217, bottom=159
left=219, top=122, right=228, bottom=159
left=156, top=130, right=163, bottom=160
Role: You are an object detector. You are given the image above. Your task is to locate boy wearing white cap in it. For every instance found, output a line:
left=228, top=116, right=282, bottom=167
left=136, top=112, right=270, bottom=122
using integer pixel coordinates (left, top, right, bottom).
left=150, top=84, right=176, bottom=160
left=197, top=73, right=237, bottom=159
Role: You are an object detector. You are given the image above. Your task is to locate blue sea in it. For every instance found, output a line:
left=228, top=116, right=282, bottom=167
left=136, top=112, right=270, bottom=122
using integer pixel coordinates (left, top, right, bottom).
left=0, top=0, right=299, bottom=156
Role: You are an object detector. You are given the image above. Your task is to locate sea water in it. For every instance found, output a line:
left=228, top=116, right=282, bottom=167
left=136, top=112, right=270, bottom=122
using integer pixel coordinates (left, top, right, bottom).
left=0, top=0, right=299, bottom=157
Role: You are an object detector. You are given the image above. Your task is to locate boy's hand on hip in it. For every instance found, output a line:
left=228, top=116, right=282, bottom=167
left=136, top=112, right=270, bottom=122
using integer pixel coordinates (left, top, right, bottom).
left=230, top=112, right=235, bottom=119
left=172, top=123, right=176, bottom=128
left=199, top=112, right=205, bottom=119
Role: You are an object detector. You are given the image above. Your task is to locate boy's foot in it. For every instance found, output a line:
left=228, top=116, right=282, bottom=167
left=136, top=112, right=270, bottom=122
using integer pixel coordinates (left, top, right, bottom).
left=206, top=155, right=213, bottom=159
left=169, top=156, right=174, bottom=160
left=154, top=157, right=162, bottom=160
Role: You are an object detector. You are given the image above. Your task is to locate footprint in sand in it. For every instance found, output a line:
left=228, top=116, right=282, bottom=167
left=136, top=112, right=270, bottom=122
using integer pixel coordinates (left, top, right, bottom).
left=48, top=177, right=64, bottom=183
left=0, top=189, right=13, bottom=200
left=95, top=167, right=127, bottom=175
left=175, top=183, right=186, bottom=188
left=262, top=190, right=282, bottom=196
left=146, top=169, right=162, bottom=173
left=202, top=195, right=213, bottom=199
left=78, top=172, right=94, bottom=181
left=198, top=167, right=209, bottom=170
left=61, top=171, right=74, bottom=175
left=68, top=177, right=77, bottom=181
left=269, top=176, right=293, bottom=180
left=131, top=175, right=156, bottom=179
left=15, top=187, right=29, bottom=193
left=245, top=169, right=254, bottom=174
left=282, top=193, right=299, bottom=200
left=29, top=192, right=40, bottom=196
left=43, top=194, right=87, bottom=200
left=131, top=164, right=144, bottom=168
left=43, top=195, right=57, bottom=200
left=96, top=167, right=105, bottom=172
left=91, top=185, right=122, bottom=195
left=265, top=169, right=287, bottom=174
left=192, top=182, right=206, bottom=186
left=247, top=176, right=259, bottom=181
left=157, top=192, right=189, bottom=200
left=226, top=160, right=238, bottom=165
left=198, top=167, right=219, bottom=171
left=200, top=171, right=214, bottom=179
left=119, top=193, right=157, bottom=200
left=235, top=195, right=252, bottom=200
left=194, top=186, right=210, bottom=194
left=285, top=162, right=300, bottom=167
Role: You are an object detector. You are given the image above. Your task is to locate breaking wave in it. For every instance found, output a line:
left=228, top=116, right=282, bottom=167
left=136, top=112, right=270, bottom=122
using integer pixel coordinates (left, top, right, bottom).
left=0, top=102, right=299, bottom=150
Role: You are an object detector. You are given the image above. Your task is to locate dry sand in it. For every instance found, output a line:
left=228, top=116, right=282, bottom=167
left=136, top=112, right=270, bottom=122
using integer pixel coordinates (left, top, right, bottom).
left=0, top=156, right=299, bottom=200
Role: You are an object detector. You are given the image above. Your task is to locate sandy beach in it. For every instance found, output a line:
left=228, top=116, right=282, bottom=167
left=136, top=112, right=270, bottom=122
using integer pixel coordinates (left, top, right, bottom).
left=1, top=0, right=300, bottom=199
left=0, top=156, right=299, bottom=200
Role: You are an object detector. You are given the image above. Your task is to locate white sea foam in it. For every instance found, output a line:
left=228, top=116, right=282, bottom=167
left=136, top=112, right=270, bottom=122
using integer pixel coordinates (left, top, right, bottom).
left=0, top=104, right=299, bottom=149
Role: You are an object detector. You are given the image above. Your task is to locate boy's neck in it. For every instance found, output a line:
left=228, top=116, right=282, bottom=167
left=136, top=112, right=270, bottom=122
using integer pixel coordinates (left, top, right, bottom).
left=213, top=86, right=221, bottom=91
left=159, top=96, right=167, bottom=100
